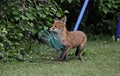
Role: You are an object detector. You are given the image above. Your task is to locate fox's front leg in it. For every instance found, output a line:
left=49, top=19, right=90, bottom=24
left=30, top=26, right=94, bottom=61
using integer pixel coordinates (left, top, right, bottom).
left=59, top=51, right=67, bottom=61
left=59, top=47, right=71, bottom=61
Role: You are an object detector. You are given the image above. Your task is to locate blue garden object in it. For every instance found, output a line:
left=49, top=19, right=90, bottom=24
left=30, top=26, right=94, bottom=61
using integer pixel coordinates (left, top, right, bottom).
left=74, top=0, right=89, bottom=31
left=115, top=16, right=120, bottom=41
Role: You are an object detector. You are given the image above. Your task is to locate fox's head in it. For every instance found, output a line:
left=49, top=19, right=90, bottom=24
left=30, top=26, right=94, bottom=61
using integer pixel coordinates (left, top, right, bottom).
left=50, top=16, right=67, bottom=33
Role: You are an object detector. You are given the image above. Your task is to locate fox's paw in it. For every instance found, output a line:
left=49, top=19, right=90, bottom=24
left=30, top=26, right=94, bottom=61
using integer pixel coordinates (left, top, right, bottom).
left=58, top=58, right=68, bottom=62
left=77, top=57, right=82, bottom=61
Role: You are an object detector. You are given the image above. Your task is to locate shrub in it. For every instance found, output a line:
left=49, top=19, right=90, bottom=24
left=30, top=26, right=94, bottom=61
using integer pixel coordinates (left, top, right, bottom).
left=0, top=0, right=66, bottom=61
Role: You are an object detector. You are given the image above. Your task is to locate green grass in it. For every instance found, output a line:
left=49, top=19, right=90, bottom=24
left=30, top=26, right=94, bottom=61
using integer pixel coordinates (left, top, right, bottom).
left=0, top=39, right=120, bottom=76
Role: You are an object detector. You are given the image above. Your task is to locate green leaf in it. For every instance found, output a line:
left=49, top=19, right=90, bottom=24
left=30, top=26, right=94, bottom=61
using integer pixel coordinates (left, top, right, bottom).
left=0, top=43, right=4, bottom=47
left=68, top=0, right=73, bottom=3
left=18, top=33, right=23, bottom=37
left=2, top=28, right=8, bottom=34
left=27, top=22, right=34, bottom=27
left=56, top=12, right=62, bottom=17
left=15, top=16, right=20, bottom=21
left=26, top=13, right=35, bottom=20
left=60, top=0, right=64, bottom=3
left=43, top=26, right=48, bottom=30
left=20, top=15, right=29, bottom=20
left=64, top=10, right=69, bottom=13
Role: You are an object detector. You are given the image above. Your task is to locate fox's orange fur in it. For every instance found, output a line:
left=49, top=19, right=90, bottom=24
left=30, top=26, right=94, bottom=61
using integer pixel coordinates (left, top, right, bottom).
left=50, top=16, right=87, bottom=61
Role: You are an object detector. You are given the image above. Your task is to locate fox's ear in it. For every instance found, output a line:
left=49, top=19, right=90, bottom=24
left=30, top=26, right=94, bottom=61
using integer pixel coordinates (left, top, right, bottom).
left=60, top=16, right=67, bottom=24
left=54, top=18, right=59, bottom=22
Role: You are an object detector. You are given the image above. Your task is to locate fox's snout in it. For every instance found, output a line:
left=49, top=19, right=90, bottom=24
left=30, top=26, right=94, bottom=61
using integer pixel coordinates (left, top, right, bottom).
left=50, top=27, right=55, bottom=31
left=50, top=27, right=53, bottom=31
left=50, top=26, right=59, bottom=32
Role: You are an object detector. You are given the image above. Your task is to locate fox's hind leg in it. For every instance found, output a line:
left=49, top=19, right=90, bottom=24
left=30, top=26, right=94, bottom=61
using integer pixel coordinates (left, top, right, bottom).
left=75, top=46, right=84, bottom=60
left=75, top=46, right=80, bottom=56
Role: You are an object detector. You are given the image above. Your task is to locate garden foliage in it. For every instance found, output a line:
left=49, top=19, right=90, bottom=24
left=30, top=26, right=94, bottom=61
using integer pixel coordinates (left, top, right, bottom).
left=0, top=0, right=65, bottom=61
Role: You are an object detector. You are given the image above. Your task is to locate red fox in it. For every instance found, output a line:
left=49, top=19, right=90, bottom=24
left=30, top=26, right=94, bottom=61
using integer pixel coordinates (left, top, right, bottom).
left=50, top=16, right=87, bottom=61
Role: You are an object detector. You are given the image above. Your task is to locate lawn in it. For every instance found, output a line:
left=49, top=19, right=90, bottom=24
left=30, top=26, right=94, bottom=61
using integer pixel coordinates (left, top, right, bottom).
left=0, top=39, right=120, bottom=76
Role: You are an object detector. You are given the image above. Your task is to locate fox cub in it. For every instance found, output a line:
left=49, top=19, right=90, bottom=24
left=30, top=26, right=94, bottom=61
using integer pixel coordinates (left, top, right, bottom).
left=50, top=16, right=87, bottom=61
